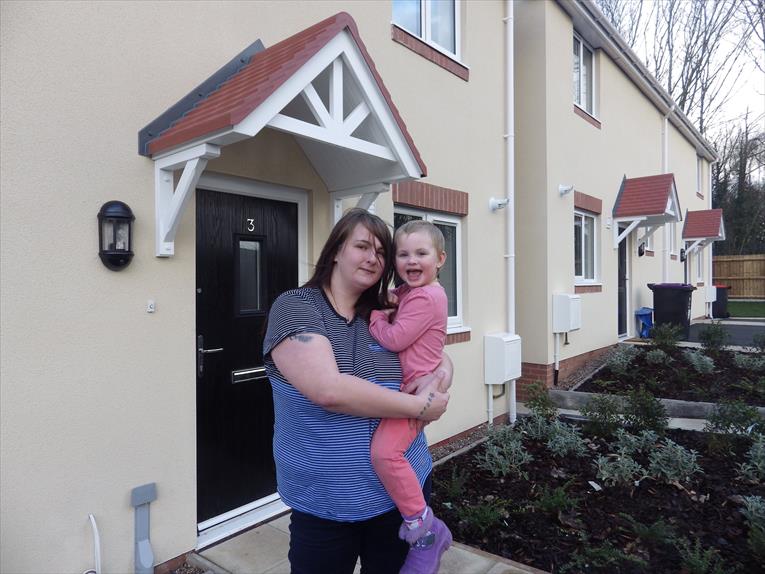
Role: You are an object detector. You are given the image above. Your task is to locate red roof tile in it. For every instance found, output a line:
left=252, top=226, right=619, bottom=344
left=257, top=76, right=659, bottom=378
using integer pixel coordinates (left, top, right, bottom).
left=683, top=208, right=724, bottom=239
left=147, top=12, right=426, bottom=176
left=613, top=173, right=676, bottom=218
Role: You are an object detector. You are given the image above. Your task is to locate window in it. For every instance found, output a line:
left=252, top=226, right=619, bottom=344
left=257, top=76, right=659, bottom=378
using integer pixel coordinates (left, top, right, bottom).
left=393, top=0, right=459, bottom=58
left=696, top=156, right=703, bottom=195
left=669, top=222, right=677, bottom=255
left=574, top=210, right=598, bottom=282
left=394, top=207, right=463, bottom=328
left=696, top=248, right=704, bottom=283
left=573, top=34, right=595, bottom=115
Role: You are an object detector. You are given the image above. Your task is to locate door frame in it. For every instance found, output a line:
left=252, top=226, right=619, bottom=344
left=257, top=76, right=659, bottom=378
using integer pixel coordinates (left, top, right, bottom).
left=195, top=172, right=308, bottom=549
left=617, top=227, right=632, bottom=339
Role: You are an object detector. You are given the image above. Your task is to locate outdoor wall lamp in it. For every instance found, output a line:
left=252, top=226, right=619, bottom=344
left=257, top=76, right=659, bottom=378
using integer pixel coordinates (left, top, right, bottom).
left=98, top=201, right=135, bottom=271
left=489, top=197, right=509, bottom=211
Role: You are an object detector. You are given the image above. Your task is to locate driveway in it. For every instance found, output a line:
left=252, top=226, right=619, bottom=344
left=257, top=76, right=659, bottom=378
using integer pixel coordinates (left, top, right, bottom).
left=687, top=319, right=765, bottom=347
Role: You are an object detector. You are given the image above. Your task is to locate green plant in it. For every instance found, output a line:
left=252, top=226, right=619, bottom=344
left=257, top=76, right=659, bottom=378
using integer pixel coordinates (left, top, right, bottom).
left=619, top=513, right=676, bottom=547
left=534, top=480, right=580, bottom=514
left=650, top=323, right=683, bottom=351
left=456, top=498, right=507, bottom=536
left=594, top=454, right=647, bottom=487
left=605, top=344, right=641, bottom=376
left=645, top=348, right=671, bottom=365
left=751, top=332, right=765, bottom=355
left=518, top=412, right=552, bottom=441
left=675, top=537, right=730, bottom=574
left=546, top=420, right=588, bottom=458
left=698, top=321, right=729, bottom=355
left=733, top=353, right=765, bottom=372
left=581, top=394, right=623, bottom=437
left=647, top=438, right=703, bottom=485
left=738, top=434, right=765, bottom=483
left=475, top=428, right=533, bottom=478
left=611, top=428, right=659, bottom=456
left=683, top=349, right=715, bottom=374
left=704, top=400, right=764, bottom=436
left=741, top=496, right=765, bottom=560
left=623, top=387, right=668, bottom=433
left=525, top=381, right=558, bottom=420
left=559, top=540, right=647, bottom=573
left=436, top=466, right=469, bottom=501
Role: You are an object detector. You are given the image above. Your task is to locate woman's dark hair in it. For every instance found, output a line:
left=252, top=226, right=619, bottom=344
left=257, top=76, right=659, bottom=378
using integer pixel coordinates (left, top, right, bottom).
left=305, top=208, right=394, bottom=319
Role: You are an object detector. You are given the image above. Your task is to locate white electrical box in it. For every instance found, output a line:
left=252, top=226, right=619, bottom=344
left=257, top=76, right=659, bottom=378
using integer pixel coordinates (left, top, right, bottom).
left=705, top=285, right=717, bottom=303
left=484, top=333, right=522, bottom=385
left=552, top=293, right=582, bottom=333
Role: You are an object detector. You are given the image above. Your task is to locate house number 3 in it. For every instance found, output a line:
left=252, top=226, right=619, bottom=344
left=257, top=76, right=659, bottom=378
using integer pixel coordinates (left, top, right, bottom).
left=246, top=218, right=255, bottom=232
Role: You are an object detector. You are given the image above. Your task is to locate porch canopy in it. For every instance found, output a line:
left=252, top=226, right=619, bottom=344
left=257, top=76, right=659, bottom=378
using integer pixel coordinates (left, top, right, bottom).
left=611, top=173, right=682, bottom=248
left=139, top=12, right=426, bottom=257
left=682, top=208, right=726, bottom=255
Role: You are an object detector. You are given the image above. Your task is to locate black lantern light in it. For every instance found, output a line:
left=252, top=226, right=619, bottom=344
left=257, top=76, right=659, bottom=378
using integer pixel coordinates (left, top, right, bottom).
left=98, top=201, right=135, bottom=271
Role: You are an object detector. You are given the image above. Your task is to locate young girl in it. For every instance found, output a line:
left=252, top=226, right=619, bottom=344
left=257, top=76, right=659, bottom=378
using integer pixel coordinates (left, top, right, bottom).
left=369, top=220, right=452, bottom=574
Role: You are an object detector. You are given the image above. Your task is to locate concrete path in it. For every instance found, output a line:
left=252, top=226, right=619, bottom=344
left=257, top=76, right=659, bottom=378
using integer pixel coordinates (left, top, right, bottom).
left=190, top=513, right=546, bottom=574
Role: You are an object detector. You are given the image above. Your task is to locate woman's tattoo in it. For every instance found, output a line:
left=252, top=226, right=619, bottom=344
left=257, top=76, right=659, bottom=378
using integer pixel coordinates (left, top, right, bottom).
left=418, top=392, right=435, bottom=418
left=289, top=334, right=313, bottom=343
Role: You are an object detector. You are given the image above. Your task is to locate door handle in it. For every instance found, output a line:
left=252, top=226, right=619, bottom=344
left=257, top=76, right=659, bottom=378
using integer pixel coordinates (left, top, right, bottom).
left=197, top=335, right=223, bottom=377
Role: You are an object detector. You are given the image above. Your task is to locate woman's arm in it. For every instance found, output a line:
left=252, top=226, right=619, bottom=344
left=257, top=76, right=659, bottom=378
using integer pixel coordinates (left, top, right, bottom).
left=271, top=332, right=449, bottom=421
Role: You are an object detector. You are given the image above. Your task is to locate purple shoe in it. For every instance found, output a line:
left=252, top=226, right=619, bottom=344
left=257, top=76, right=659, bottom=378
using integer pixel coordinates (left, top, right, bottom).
left=399, top=517, right=452, bottom=574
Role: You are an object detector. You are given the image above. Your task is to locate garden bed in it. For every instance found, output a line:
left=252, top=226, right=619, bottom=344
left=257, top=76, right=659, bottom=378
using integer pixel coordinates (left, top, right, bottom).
left=431, top=415, right=765, bottom=573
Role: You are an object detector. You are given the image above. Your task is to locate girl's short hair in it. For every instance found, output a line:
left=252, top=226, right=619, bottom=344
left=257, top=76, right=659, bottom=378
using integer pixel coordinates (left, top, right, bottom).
left=394, top=220, right=445, bottom=254
left=305, top=208, right=394, bottom=319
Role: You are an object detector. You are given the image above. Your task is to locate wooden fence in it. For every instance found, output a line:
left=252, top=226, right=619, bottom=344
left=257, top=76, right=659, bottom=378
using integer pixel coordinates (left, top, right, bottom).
left=713, top=254, right=765, bottom=299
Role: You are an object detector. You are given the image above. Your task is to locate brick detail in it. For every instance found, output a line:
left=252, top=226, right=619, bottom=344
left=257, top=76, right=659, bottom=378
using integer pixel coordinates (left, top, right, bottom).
left=391, top=26, right=469, bottom=81
left=645, top=250, right=655, bottom=257
left=671, top=254, right=678, bottom=260
left=697, top=282, right=705, bottom=287
left=429, top=414, right=508, bottom=452
left=446, top=331, right=470, bottom=345
left=574, top=191, right=602, bottom=214
left=575, top=284, right=602, bottom=294
left=696, top=192, right=704, bottom=199
left=154, top=554, right=189, bottom=574
left=573, top=105, right=601, bottom=129
left=393, top=181, right=468, bottom=216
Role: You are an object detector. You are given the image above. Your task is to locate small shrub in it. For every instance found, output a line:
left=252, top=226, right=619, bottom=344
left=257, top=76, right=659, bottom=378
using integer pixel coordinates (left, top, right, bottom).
left=534, top=480, right=580, bottom=514
left=623, top=387, right=668, bottom=433
left=738, top=434, right=765, bottom=483
left=698, top=321, right=728, bottom=355
left=751, top=332, right=765, bottom=355
left=518, top=412, right=552, bottom=441
left=648, top=438, right=703, bottom=485
left=650, top=323, right=683, bottom=351
left=606, top=344, right=641, bottom=375
left=704, top=400, right=764, bottom=436
left=525, top=381, right=557, bottom=420
left=457, top=499, right=507, bottom=536
left=733, top=353, right=765, bottom=372
left=560, top=541, right=647, bottom=573
left=675, top=537, right=730, bottom=574
left=581, top=394, right=623, bottom=437
left=545, top=420, right=588, bottom=458
left=683, top=349, right=715, bottom=374
left=741, top=496, right=765, bottom=561
left=594, top=454, right=647, bottom=487
left=436, top=466, right=469, bottom=501
left=611, top=428, right=659, bottom=456
left=645, top=348, right=671, bottom=365
left=475, top=428, right=533, bottom=478
left=619, top=512, right=676, bottom=547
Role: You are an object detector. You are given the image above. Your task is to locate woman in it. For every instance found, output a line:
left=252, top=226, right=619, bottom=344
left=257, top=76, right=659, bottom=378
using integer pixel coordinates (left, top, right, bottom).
left=264, top=208, right=452, bottom=574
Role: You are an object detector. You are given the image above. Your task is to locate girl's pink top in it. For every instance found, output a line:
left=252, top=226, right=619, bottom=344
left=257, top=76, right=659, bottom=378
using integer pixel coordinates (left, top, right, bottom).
left=369, top=283, right=448, bottom=388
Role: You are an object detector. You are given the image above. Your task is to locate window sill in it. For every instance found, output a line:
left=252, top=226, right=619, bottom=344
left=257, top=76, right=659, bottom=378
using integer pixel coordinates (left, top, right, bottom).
left=446, top=326, right=471, bottom=345
left=573, top=104, right=601, bottom=129
left=670, top=253, right=678, bottom=260
left=575, top=283, right=602, bottom=293
left=696, top=282, right=705, bottom=287
left=391, top=25, right=469, bottom=81
left=644, top=250, right=655, bottom=257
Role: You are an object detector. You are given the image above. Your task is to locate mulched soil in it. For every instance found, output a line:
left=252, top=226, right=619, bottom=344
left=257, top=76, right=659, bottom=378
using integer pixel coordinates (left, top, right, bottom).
left=431, top=426, right=764, bottom=573
left=577, top=348, right=765, bottom=407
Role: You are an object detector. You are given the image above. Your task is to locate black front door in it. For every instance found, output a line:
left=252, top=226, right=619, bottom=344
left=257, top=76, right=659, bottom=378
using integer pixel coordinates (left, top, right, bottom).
left=618, top=225, right=628, bottom=336
left=196, top=188, right=298, bottom=523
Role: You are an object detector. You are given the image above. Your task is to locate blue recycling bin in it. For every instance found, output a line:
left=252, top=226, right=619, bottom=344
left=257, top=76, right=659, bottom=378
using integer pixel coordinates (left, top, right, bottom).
left=635, top=307, right=653, bottom=338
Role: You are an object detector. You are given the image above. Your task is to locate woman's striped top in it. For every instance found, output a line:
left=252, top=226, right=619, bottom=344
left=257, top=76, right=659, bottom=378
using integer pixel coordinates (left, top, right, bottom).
left=263, top=287, right=432, bottom=521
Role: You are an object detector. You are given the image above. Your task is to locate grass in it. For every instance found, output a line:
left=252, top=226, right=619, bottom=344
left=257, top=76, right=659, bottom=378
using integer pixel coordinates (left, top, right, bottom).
left=728, top=300, right=765, bottom=318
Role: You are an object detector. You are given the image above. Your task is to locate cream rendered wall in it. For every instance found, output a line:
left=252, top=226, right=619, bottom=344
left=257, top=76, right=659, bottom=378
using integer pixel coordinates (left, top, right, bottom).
left=1, top=1, right=506, bottom=572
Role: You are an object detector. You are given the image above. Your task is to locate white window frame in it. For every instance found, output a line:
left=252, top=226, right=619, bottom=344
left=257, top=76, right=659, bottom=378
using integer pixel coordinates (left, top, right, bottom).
left=392, top=0, right=462, bottom=60
left=696, top=246, right=704, bottom=283
left=394, top=206, right=464, bottom=330
left=696, top=156, right=703, bottom=195
left=574, top=210, right=599, bottom=284
left=573, top=33, right=597, bottom=117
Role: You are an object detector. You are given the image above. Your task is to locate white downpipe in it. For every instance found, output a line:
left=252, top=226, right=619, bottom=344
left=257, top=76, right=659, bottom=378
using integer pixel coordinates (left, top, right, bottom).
left=82, top=514, right=101, bottom=574
left=504, top=0, right=517, bottom=425
left=553, top=333, right=560, bottom=372
left=661, top=106, right=674, bottom=282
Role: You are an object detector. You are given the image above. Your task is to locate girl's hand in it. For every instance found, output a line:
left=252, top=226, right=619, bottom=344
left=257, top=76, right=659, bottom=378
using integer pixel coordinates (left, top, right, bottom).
left=387, top=290, right=399, bottom=306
